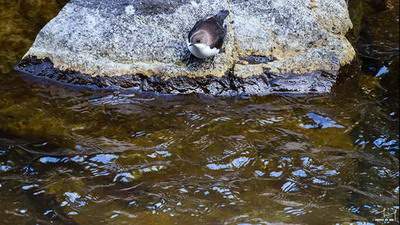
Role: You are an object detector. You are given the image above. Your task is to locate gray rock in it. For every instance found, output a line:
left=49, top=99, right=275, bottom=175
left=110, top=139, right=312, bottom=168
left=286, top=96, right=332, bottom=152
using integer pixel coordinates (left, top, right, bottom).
left=16, top=0, right=355, bottom=96
left=232, top=0, right=354, bottom=76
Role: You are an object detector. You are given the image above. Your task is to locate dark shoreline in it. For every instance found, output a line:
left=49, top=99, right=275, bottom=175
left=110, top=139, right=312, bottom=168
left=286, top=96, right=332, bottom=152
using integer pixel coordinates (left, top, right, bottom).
left=15, top=56, right=337, bottom=96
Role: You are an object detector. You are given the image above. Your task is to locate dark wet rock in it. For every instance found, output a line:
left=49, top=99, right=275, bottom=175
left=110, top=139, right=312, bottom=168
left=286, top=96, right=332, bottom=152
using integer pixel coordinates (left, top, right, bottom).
left=16, top=56, right=337, bottom=96
left=16, top=0, right=355, bottom=96
left=239, top=55, right=276, bottom=64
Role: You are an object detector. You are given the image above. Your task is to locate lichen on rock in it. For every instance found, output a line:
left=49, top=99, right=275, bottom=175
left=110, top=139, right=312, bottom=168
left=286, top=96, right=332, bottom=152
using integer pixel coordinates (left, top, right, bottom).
left=231, top=0, right=355, bottom=76
left=16, top=0, right=356, bottom=96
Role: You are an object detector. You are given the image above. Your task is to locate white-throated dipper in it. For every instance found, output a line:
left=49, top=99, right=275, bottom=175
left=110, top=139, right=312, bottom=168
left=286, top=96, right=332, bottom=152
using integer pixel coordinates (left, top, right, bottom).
left=187, top=10, right=229, bottom=59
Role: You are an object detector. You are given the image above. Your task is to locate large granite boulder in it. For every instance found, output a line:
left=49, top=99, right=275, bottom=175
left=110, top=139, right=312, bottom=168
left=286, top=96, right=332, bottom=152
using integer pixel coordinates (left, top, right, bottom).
left=16, top=0, right=355, bottom=96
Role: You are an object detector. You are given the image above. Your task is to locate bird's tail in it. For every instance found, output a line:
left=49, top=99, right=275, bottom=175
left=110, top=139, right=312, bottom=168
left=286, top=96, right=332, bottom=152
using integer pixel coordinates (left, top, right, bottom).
left=215, top=10, right=229, bottom=23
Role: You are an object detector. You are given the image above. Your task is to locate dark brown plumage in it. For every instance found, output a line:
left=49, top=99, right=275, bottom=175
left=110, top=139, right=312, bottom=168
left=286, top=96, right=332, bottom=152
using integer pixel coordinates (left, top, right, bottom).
left=188, top=10, right=229, bottom=49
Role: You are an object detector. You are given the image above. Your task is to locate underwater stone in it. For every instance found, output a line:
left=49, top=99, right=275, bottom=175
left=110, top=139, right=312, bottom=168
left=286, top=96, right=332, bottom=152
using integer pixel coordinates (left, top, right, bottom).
left=16, top=0, right=355, bottom=96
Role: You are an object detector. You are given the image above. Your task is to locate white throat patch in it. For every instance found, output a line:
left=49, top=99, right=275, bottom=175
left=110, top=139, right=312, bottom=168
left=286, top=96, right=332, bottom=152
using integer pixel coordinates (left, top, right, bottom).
left=188, top=43, right=220, bottom=59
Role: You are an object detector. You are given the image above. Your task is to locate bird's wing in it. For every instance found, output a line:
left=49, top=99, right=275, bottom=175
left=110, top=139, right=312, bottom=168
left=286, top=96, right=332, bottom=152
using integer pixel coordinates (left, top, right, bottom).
left=203, top=17, right=227, bottom=49
left=188, top=19, right=205, bottom=41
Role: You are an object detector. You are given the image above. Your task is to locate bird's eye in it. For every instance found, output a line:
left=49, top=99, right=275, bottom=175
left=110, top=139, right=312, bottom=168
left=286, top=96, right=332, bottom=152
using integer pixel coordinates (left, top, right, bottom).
left=196, top=40, right=200, bottom=43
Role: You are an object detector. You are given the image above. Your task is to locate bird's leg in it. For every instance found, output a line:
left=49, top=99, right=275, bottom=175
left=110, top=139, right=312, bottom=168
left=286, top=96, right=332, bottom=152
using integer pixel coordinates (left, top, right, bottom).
left=183, top=52, right=193, bottom=66
left=192, top=54, right=199, bottom=65
left=211, top=55, right=217, bottom=69
left=187, top=54, right=197, bottom=65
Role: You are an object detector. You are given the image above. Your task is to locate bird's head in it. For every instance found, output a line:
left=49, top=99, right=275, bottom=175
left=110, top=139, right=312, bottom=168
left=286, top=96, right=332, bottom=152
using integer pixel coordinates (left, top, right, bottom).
left=189, top=30, right=210, bottom=47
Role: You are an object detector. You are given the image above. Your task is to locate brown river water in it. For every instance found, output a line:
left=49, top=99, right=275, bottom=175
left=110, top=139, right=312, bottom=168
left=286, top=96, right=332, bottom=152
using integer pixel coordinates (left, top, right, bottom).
left=0, top=1, right=398, bottom=224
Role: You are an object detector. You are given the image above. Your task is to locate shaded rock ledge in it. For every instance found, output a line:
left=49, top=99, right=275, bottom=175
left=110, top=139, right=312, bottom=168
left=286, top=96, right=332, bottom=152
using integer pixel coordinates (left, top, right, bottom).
left=16, top=0, right=355, bottom=96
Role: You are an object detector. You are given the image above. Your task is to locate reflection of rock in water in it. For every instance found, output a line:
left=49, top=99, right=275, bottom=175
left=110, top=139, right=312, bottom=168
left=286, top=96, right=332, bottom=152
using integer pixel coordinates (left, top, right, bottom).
left=16, top=0, right=356, bottom=95
left=346, top=0, right=399, bottom=153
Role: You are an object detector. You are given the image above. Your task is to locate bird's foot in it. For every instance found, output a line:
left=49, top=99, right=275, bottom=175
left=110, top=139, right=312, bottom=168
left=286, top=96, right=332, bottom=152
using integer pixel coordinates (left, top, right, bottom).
left=211, top=56, right=217, bottom=69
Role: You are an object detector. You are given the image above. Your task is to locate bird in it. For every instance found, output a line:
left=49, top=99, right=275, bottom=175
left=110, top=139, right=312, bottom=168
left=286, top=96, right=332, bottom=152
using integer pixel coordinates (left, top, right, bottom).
left=187, top=10, right=229, bottom=59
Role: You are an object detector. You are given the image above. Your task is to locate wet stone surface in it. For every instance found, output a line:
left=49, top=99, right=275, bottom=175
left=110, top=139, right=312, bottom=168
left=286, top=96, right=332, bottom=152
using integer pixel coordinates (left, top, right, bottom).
left=16, top=57, right=335, bottom=96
